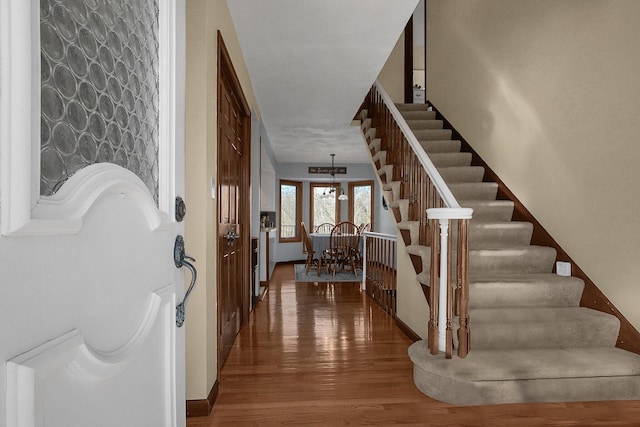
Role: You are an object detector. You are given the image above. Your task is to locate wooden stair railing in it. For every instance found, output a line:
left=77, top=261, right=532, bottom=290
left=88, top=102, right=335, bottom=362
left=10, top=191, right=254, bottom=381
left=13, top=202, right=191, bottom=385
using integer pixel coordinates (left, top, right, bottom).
left=362, top=231, right=398, bottom=317
left=361, top=81, right=472, bottom=358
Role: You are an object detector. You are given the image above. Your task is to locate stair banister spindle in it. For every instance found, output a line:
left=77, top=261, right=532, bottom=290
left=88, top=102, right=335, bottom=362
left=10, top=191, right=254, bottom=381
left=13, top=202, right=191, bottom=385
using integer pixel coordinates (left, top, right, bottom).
left=363, top=82, right=474, bottom=357
left=428, top=208, right=473, bottom=354
left=428, top=218, right=439, bottom=354
left=457, top=218, right=471, bottom=358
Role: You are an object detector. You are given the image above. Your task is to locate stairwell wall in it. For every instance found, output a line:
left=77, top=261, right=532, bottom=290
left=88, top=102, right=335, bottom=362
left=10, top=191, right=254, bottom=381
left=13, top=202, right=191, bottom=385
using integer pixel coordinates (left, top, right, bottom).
left=426, top=0, right=640, bottom=329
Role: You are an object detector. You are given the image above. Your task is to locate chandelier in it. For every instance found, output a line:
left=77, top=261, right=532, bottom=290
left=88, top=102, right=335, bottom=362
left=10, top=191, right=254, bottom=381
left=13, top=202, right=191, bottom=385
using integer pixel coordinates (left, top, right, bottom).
left=322, top=154, right=348, bottom=201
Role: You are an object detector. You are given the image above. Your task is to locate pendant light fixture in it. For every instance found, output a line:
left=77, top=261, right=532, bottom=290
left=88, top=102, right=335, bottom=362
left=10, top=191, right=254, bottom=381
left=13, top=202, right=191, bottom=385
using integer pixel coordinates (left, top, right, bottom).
left=321, top=154, right=348, bottom=201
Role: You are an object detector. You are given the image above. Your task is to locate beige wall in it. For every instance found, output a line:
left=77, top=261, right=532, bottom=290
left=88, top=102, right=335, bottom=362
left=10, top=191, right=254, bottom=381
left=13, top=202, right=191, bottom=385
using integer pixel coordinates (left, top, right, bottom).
left=395, top=237, right=429, bottom=338
left=427, top=1, right=640, bottom=328
left=377, top=32, right=406, bottom=103
left=185, top=0, right=259, bottom=400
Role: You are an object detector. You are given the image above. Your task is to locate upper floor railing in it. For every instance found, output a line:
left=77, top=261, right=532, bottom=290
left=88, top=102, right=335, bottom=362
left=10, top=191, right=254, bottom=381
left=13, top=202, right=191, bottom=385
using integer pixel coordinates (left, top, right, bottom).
left=363, top=81, right=472, bottom=358
left=362, top=231, right=397, bottom=316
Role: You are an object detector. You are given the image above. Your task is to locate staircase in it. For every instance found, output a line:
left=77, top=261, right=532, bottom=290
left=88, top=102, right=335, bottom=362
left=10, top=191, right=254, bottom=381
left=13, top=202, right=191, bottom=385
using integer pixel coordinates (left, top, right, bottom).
left=359, top=94, right=640, bottom=405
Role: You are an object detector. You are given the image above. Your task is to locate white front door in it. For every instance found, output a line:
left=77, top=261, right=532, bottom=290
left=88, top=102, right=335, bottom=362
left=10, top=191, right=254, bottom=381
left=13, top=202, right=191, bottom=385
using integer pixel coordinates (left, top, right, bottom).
left=0, top=1, right=186, bottom=426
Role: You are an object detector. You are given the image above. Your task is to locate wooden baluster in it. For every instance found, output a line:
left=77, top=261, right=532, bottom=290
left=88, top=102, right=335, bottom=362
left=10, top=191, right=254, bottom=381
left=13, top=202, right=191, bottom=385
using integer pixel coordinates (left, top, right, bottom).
left=445, top=219, right=453, bottom=359
left=428, top=218, right=439, bottom=355
left=457, top=218, right=471, bottom=358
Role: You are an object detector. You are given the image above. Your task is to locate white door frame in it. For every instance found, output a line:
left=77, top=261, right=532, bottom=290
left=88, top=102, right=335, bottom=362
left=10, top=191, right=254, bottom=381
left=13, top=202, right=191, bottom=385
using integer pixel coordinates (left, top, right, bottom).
left=0, top=0, right=187, bottom=425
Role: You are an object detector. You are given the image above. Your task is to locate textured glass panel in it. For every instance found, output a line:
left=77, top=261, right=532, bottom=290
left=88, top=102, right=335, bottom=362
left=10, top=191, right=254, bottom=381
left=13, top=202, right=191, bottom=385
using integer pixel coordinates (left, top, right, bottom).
left=40, top=0, right=160, bottom=202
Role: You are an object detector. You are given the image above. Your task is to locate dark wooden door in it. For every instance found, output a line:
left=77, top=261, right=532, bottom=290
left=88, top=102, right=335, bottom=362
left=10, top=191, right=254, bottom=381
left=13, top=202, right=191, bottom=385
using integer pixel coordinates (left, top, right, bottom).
left=217, top=33, right=251, bottom=369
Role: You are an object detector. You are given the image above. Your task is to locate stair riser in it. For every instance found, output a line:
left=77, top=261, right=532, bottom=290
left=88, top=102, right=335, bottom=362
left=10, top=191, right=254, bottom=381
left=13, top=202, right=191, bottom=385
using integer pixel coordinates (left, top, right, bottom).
left=430, top=153, right=473, bottom=167
left=470, top=282, right=583, bottom=308
left=457, top=223, right=533, bottom=247
left=439, top=166, right=485, bottom=183
left=399, top=111, right=437, bottom=120
left=450, top=183, right=498, bottom=201
left=462, top=203, right=514, bottom=222
left=469, top=318, right=619, bottom=350
left=470, top=248, right=556, bottom=274
left=421, top=140, right=462, bottom=153
left=414, top=129, right=453, bottom=140
left=406, top=120, right=444, bottom=130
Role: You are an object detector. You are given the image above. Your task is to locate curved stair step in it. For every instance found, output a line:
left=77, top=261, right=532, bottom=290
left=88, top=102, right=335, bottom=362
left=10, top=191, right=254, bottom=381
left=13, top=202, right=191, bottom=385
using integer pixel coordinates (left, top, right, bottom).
left=409, top=342, right=640, bottom=405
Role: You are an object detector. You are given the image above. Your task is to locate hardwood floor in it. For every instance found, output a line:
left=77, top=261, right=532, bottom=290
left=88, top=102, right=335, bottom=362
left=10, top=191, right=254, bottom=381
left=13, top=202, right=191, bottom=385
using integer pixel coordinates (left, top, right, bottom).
left=187, top=264, right=640, bottom=426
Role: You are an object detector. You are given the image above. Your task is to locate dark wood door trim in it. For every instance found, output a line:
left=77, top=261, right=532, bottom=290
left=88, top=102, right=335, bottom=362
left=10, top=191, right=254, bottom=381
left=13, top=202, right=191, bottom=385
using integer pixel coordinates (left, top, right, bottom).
left=403, top=16, right=413, bottom=104
left=216, top=31, right=252, bottom=373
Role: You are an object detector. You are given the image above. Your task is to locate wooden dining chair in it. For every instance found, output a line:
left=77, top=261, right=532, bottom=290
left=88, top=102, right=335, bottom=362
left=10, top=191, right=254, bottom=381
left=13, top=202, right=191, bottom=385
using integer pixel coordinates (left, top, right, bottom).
left=314, top=222, right=334, bottom=234
left=357, top=223, right=371, bottom=234
left=323, top=221, right=360, bottom=277
left=301, top=222, right=322, bottom=276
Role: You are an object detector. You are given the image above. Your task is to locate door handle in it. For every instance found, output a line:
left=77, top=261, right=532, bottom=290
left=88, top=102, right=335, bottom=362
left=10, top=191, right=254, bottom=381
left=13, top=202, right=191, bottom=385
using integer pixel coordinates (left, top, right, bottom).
left=174, top=235, right=197, bottom=327
left=224, top=227, right=240, bottom=246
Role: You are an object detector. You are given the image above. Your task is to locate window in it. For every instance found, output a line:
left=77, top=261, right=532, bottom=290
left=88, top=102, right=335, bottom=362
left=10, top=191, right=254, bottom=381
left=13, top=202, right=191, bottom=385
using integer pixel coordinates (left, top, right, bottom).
left=348, top=181, right=374, bottom=229
left=279, top=180, right=302, bottom=242
left=310, top=182, right=340, bottom=232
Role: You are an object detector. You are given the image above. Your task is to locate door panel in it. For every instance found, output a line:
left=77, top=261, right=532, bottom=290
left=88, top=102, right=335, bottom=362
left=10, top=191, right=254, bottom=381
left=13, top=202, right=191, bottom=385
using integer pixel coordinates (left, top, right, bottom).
left=0, top=1, right=185, bottom=426
left=217, top=39, right=250, bottom=368
left=218, top=75, right=243, bottom=366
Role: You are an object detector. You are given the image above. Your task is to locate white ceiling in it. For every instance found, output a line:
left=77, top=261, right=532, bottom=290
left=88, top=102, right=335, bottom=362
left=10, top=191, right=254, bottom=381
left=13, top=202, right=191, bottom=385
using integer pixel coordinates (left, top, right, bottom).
left=227, top=0, right=419, bottom=165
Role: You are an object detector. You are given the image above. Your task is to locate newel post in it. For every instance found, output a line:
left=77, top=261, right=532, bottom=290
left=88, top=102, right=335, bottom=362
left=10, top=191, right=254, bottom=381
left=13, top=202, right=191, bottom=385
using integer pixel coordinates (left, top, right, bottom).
left=427, top=208, right=473, bottom=357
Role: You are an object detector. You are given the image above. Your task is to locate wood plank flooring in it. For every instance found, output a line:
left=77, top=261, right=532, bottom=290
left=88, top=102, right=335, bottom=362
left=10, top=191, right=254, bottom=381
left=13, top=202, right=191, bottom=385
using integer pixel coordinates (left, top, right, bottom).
left=187, top=264, right=640, bottom=426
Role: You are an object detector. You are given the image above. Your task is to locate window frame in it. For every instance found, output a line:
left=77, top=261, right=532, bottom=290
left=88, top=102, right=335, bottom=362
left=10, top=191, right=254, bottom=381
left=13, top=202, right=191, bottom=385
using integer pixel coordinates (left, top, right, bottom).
left=309, top=182, right=340, bottom=232
left=348, top=180, right=374, bottom=230
left=279, top=179, right=302, bottom=242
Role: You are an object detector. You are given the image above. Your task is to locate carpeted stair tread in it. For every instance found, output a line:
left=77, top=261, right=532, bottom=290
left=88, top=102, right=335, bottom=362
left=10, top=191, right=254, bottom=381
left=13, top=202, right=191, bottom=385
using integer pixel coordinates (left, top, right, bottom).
left=458, top=200, right=515, bottom=222
left=469, top=274, right=584, bottom=308
left=360, top=101, right=640, bottom=405
left=449, top=182, right=498, bottom=200
left=405, top=119, right=444, bottom=130
left=409, top=343, right=640, bottom=381
left=395, top=103, right=431, bottom=112
left=469, top=245, right=556, bottom=274
left=438, top=166, right=486, bottom=183
left=413, top=129, right=453, bottom=140
left=466, top=221, right=533, bottom=247
left=406, top=244, right=430, bottom=258
left=420, top=140, right=462, bottom=153
left=429, top=152, right=473, bottom=167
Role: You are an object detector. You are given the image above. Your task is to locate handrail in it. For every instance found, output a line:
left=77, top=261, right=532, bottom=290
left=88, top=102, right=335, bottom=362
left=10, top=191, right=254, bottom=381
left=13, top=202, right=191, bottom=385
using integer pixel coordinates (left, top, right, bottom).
left=362, top=82, right=473, bottom=359
left=374, top=81, right=462, bottom=210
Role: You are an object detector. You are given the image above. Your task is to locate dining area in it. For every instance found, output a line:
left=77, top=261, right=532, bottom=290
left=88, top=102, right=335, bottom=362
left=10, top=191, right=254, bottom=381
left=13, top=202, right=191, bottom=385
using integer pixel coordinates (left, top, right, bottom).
left=301, top=221, right=370, bottom=278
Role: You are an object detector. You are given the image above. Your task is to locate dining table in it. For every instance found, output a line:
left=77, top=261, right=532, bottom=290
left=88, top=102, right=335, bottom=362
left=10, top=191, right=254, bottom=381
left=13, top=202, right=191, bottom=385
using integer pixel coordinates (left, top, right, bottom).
left=309, top=233, right=332, bottom=257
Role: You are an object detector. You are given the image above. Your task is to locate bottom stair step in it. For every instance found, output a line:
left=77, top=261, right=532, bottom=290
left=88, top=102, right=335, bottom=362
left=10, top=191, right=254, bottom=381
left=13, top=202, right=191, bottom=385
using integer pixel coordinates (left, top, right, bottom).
left=409, top=342, right=640, bottom=405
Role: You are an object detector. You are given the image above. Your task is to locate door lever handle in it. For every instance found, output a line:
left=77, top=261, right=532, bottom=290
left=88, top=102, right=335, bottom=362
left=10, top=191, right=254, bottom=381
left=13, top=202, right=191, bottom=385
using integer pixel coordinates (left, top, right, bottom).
left=174, top=235, right=197, bottom=327
left=225, top=227, right=240, bottom=246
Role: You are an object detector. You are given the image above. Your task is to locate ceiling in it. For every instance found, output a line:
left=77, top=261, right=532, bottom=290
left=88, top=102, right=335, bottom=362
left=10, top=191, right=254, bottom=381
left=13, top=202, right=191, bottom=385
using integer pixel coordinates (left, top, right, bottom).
left=227, top=0, right=419, bottom=165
